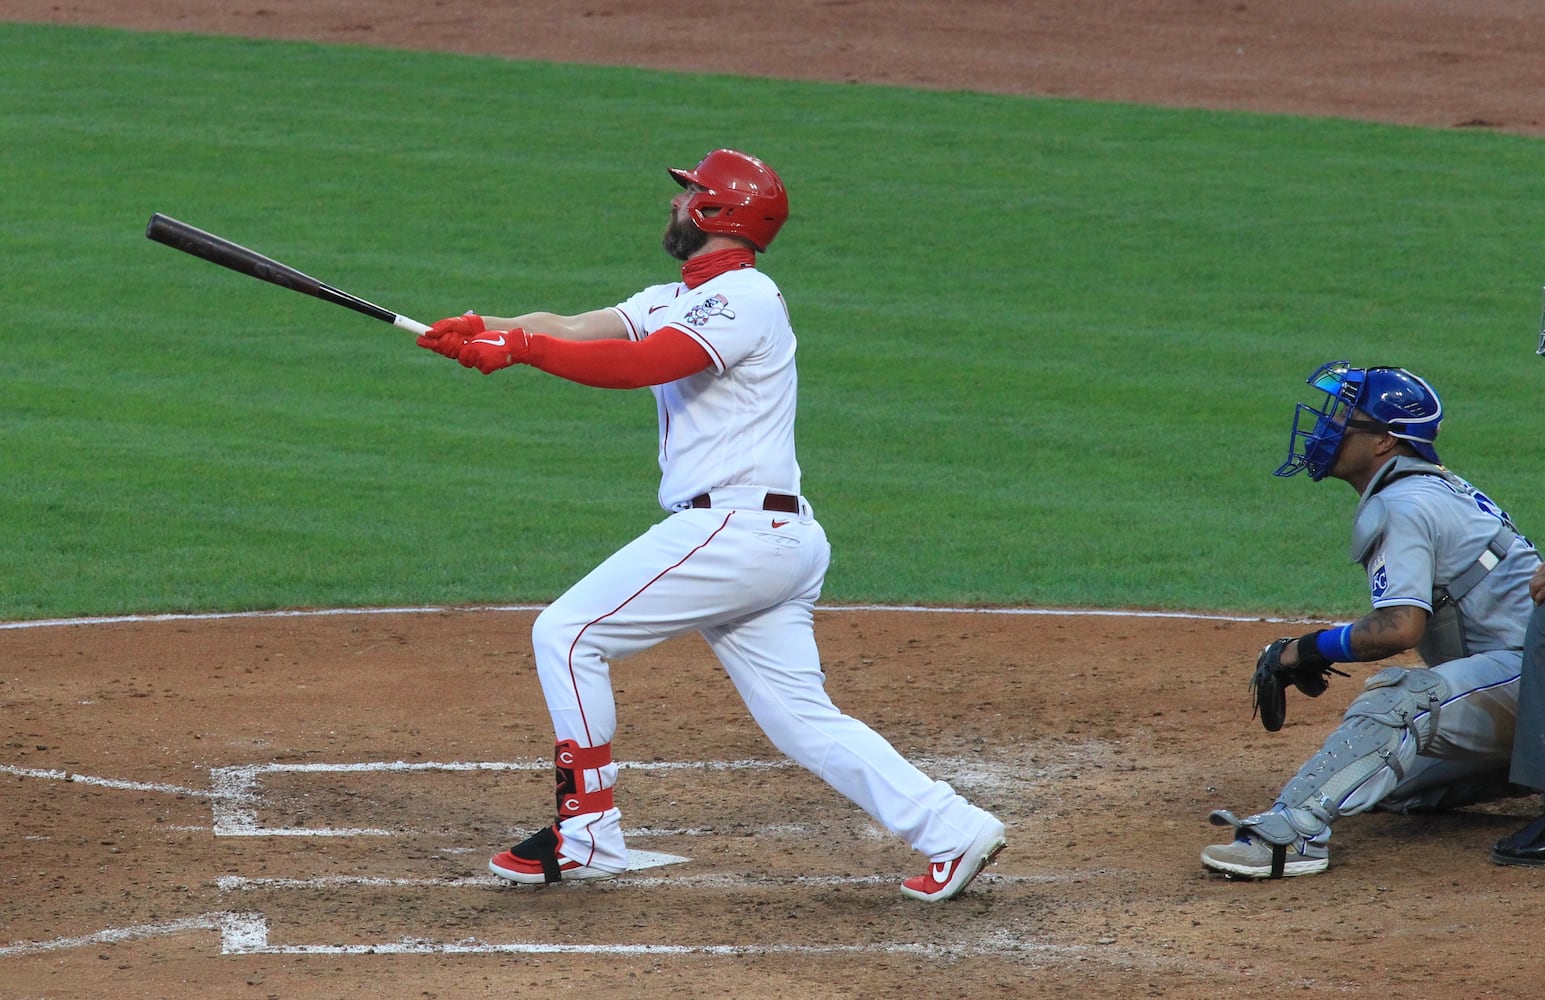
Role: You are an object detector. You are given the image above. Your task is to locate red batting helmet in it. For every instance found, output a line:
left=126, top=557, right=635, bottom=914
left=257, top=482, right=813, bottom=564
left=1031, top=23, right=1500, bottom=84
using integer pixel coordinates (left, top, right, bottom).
left=667, top=149, right=789, bottom=252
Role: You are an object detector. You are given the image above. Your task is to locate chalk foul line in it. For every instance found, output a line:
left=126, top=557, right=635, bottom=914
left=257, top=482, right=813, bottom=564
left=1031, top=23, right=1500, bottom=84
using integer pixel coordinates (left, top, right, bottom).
left=0, top=603, right=1339, bottom=631
left=1, top=907, right=1057, bottom=961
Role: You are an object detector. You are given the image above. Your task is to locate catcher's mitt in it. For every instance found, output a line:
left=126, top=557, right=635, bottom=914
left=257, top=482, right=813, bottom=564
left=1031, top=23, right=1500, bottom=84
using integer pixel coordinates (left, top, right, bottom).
left=1250, top=635, right=1351, bottom=732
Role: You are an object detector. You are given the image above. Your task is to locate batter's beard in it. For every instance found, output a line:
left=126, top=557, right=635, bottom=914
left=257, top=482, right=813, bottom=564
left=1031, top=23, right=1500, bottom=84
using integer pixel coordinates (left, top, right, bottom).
left=662, top=216, right=709, bottom=261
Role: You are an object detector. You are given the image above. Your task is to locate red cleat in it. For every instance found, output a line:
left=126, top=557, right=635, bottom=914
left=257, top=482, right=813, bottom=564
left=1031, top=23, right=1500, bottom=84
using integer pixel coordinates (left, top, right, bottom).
left=488, top=824, right=620, bottom=885
left=900, top=819, right=1006, bottom=902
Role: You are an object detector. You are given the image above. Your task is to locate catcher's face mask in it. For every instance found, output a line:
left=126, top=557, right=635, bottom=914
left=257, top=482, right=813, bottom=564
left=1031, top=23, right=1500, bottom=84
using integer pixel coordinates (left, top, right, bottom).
left=1276, top=361, right=1443, bottom=480
left=1276, top=361, right=1363, bottom=481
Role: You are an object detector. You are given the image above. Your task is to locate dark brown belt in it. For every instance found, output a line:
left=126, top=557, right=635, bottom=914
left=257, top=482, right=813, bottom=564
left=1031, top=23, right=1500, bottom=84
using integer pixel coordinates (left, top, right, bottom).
left=690, top=492, right=799, bottom=513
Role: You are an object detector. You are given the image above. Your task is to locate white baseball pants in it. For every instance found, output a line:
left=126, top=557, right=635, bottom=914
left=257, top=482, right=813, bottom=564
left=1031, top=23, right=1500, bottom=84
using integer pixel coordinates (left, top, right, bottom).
left=528, top=501, right=998, bottom=872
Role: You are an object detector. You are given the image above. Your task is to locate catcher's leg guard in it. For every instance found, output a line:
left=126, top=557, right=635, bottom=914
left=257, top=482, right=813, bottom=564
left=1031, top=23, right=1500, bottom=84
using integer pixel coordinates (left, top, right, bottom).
left=1209, top=667, right=1449, bottom=878
left=1273, top=666, right=1450, bottom=836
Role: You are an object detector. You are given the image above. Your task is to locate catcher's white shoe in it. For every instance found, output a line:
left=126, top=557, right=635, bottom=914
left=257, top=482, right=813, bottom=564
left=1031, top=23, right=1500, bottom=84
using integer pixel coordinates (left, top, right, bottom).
left=1201, top=832, right=1328, bottom=879
left=900, top=818, right=1006, bottom=902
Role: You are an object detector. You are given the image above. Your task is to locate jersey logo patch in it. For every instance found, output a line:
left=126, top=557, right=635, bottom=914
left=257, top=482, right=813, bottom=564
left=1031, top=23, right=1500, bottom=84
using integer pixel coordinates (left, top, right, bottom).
left=683, top=293, right=735, bottom=327
left=1370, top=557, right=1389, bottom=600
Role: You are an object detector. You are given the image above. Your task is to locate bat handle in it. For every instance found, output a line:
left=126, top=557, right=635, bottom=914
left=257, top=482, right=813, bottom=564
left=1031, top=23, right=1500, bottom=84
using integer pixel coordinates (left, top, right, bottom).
left=394, top=315, right=431, bottom=336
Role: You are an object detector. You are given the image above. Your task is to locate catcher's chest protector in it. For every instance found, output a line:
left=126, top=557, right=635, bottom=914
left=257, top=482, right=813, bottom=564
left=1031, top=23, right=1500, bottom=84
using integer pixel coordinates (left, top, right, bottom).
left=1350, top=457, right=1520, bottom=666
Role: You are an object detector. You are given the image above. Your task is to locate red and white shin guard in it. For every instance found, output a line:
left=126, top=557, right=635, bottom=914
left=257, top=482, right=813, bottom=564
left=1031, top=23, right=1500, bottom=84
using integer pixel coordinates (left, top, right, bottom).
left=488, top=740, right=625, bottom=884
left=553, top=739, right=615, bottom=819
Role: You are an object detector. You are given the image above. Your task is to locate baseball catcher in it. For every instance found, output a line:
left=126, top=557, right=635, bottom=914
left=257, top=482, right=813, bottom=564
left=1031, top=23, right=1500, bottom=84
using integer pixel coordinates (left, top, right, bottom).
left=1204, top=361, right=1541, bottom=880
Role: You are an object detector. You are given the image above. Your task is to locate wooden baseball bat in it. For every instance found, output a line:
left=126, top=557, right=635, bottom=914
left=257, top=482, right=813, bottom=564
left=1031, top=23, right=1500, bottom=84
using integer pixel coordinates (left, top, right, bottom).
left=145, top=213, right=430, bottom=335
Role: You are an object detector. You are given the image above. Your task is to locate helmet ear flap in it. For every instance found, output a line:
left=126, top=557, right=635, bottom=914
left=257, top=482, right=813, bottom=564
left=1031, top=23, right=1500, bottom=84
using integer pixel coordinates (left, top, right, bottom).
left=1356, top=367, right=1442, bottom=464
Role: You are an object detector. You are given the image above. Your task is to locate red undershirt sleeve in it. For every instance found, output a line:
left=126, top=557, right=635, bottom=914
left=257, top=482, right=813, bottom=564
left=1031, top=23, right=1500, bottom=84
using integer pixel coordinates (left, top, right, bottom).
left=522, top=326, right=712, bottom=389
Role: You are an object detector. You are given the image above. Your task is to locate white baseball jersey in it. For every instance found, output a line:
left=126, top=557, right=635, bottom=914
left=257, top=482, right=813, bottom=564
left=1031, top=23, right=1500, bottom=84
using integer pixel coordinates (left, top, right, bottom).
left=611, top=268, right=801, bottom=510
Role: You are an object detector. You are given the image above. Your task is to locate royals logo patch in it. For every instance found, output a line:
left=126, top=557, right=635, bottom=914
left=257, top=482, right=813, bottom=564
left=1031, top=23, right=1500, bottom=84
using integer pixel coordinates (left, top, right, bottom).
left=683, top=293, right=736, bottom=327
left=1369, top=557, right=1389, bottom=600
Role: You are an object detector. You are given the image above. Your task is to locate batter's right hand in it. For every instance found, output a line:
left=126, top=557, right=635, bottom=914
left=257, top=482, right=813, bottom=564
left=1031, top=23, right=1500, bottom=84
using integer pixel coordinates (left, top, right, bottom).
left=417, top=312, right=486, bottom=359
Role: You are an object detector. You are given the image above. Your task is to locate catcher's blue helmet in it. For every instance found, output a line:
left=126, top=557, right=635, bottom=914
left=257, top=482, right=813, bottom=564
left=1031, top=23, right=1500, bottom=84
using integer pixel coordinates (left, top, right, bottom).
left=1276, top=361, right=1443, bottom=480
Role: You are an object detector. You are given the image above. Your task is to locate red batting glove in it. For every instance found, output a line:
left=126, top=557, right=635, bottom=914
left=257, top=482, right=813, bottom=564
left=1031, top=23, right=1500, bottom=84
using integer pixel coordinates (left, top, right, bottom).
left=416, top=312, right=485, bottom=359
left=458, top=328, right=531, bottom=375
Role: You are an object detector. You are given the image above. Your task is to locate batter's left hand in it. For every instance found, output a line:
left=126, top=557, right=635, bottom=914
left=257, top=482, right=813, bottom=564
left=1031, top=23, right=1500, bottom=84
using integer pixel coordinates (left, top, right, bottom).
left=417, top=311, right=486, bottom=359
left=459, top=329, right=531, bottom=375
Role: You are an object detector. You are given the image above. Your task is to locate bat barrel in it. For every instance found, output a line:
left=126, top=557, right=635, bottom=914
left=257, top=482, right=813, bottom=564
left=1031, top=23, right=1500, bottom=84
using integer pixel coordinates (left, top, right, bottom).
left=146, top=213, right=427, bottom=334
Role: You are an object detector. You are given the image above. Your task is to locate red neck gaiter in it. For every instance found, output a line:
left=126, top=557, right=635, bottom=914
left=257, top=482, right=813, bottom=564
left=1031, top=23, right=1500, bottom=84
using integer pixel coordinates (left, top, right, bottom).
left=681, top=247, right=757, bottom=289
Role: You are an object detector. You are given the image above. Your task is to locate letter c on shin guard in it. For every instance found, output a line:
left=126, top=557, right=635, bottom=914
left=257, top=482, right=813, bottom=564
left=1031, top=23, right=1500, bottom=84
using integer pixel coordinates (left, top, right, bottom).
left=553, top=740, right=615, bottom=818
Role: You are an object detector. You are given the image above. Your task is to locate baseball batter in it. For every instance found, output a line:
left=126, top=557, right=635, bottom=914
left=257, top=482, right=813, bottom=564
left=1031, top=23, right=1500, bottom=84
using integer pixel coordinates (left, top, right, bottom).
left=416, top=149, right=1005, bottom=901
left=1203, top=361, right=1541, bottom=878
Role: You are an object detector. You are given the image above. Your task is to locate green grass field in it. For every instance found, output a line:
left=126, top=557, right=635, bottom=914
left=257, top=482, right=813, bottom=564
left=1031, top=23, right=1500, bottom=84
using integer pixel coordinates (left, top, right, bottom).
left=3, top=22, right=1542, bottom=621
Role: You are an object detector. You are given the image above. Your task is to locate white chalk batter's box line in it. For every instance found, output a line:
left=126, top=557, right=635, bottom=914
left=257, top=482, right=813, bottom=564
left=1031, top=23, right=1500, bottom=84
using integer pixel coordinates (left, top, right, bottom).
left=209, top=757, right=811, bottom=837
left=214, top=869, right=1058, bottom=893
left=216, top=911, right=1056, bottom=958
left=4, top=752, right=1021, bottom=840
left=0, top=911, right=1067, bottom=961
left=0, top=757, right=798, bottom=836
left=3, top=753, right=1011, bottom=842
left=1, top=757, right=1051, bottom=961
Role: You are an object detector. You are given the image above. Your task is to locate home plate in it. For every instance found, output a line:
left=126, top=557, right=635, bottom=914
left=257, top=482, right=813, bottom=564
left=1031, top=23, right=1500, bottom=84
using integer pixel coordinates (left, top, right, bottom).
left=627, top=849, right=689, bottom=871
